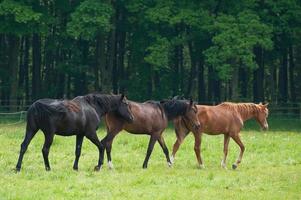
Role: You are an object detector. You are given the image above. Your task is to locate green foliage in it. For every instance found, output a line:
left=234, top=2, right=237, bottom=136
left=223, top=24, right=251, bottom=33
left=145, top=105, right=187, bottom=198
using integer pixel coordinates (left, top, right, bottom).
left=204, top=11, right=273, bottom=80
left=0, top=0, right=301, bottom=103
left=67, top=0, right=113, bottom=40
left=0, top=0, right=43, bottom=34
left=144, top=37, right=171, bottom=70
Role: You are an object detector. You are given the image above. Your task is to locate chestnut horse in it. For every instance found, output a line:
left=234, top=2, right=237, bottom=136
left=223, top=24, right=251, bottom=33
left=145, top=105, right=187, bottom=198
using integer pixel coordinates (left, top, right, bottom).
left=102, top=99, right=201, bottom=169
left=171, top=102, right=269, bottom=169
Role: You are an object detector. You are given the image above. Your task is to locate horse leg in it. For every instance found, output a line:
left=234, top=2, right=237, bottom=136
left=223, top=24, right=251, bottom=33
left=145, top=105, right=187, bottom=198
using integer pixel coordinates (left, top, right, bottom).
left=42, top=132, right=54, bottom=171
left=221, top=134, right=230, bottom=169
left=171, top=129, right=189, bottom=164
left=193, top=132, right=204, bottom=169
left=15, top=127, right=38, bottom=172
left=142, top=135, right=157, bottom=169
left=73, top=134, right=84, bottom=170
left=231, top=134, right=245, bottom=170
left=86, top=132, right=104, bottom=171
left=101, top=133, right=117, bottom=169
left=157, top=136, right=172, bottom=167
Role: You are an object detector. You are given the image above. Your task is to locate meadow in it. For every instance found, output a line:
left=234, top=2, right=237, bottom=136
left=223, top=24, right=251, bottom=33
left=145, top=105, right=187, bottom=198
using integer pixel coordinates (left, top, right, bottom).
left=0, top=119, right=300, bottom=200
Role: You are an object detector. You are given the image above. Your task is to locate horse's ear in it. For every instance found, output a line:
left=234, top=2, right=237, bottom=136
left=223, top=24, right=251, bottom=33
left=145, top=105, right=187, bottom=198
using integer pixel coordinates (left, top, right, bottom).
left=264, top=102, right=269, bottom=107
left=120, top=94, right=125, bottom=101
left=189, top=98, right=193, bottom=106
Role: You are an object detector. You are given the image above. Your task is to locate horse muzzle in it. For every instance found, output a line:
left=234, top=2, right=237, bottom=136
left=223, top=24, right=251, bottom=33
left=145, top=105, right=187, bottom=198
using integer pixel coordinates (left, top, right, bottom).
left=193, top=123, right=201, bottom=130
left=262, top=124, right=269, bottom=131
left=128, top=115, right=134, bottom=123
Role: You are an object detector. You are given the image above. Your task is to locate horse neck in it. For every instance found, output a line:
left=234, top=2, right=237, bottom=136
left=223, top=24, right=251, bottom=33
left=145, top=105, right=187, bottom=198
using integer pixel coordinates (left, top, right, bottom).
left=236, top=104, right=258, bottom=122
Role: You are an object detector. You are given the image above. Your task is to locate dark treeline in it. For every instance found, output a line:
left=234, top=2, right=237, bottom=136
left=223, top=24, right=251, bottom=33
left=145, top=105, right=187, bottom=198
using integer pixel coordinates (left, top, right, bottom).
left=0, top=0, right=301, bottom=111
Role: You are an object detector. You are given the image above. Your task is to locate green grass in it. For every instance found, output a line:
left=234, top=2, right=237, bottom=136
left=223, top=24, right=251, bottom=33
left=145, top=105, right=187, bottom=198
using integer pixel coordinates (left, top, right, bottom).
left=0, top=122, right=300, bottom=200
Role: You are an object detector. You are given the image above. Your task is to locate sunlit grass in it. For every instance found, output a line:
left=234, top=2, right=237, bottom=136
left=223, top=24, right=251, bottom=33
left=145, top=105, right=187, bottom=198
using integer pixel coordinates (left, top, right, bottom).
left=0, top=123, right=300, bottom=199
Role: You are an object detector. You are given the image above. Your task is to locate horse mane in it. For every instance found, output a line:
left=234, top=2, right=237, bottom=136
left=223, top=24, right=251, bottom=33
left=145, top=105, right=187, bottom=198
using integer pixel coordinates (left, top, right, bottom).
left=160, top=99, right=189, bottom=120
left=83, top=93, right=126, bottom=119
left=84, top=93, right=119, bottom=111
left=219, top=102, right=261, bottom=119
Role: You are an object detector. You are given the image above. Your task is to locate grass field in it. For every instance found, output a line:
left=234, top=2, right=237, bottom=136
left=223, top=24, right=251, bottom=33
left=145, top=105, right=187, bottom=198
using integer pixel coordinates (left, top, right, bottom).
left=0, top=119, right=300, bottom=200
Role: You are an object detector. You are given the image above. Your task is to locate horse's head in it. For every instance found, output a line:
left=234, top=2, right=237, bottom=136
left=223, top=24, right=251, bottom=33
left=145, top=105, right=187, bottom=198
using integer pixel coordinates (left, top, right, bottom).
left=255, top=103, right=269, bottom=131
left=116, top=94, right=134, bottom=123
left=184, top=99, right=201, bottom=130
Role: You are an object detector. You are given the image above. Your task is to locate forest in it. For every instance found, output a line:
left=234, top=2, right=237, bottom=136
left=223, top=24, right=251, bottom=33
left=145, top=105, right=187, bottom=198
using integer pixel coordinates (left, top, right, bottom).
left=0, top=0, right=301, bottom=111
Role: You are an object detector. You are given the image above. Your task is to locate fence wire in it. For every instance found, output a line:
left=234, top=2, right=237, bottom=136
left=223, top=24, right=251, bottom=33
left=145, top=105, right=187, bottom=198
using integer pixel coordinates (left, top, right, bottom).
left=0, top=103, right=300, bottom=125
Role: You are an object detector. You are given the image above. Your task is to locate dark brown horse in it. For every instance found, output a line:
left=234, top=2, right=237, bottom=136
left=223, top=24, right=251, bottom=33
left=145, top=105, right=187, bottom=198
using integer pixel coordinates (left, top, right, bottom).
left=102, top=99, right=201, bottom=169
left=16, top=94, right=133, bottom=172
left=171, top=102, right=269, bottom=169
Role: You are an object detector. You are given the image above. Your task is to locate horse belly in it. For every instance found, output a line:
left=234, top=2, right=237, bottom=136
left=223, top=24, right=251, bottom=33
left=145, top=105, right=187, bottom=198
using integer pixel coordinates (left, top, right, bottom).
left=200, top=114, right=230, bottom=135
left=123, top=123, right=152, bottom=135
left=123, top=118, right=165, bottom=135
left=54, top=115, right=85, bottom=136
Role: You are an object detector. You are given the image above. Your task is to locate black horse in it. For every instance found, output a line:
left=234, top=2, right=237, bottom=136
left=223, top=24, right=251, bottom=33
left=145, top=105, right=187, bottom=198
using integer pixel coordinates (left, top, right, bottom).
left=15, top=93, right=134, bottom=172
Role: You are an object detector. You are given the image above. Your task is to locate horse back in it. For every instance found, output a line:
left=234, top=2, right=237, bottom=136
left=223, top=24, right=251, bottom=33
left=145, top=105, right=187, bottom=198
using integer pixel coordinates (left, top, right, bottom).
left=196, top=105, right=243, bottom=134
left=27, top=98, right=99, bottom=135
left=106, top=101, right=167, bottom=134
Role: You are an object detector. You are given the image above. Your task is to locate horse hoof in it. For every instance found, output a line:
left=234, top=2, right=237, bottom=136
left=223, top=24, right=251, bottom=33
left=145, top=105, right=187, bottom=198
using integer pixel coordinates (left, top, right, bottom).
left=221, top=160, right=226, bottom=168
left=108, top=161, right=114, bottom=170
left=45, top=167, right=51, bottom=171
left=170, top=155, right=174, bottom=164
left=15, top=168, right=21, bottom=173
left=199, top=164, right=205, bottom=169
left=167, top=162, right=172, bottom=168
left=73, top=167, right=78, bottom=171
left=232, top=164, right=237, bottom=170
left=94, top=166, right=101, bottom=171
left=142, top=165, right=147, bottom=169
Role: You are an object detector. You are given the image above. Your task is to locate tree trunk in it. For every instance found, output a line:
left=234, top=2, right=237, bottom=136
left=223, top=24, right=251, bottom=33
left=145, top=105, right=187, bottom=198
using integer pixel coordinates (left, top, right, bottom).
left=179, top=44, right=184, bottom=94
left=44, top=35, right=54, bottom=96
left=239, top=67, right=248, bottom=99
left=24, top=37, right=30, bottom=105
left=231, top=67, right=239, bottom=100
left=32, top=33, right=41, bottom=100
left=117, top=27, right=126, bottom=93
left=173, top=45, right=180, bottom=96
left=278, top=47, right=288, bottom=103
left=207, top=65, right=214, bottom=102
left=95, top=36, right=101, bottom=91
left=99, top=33, right=107, bottom=92
left=112, top=6, right=118, bottom=94
left=8, top=35, right=20, bottom=110
left=147, top=64, right=153, bottom=99
left=197, top=55, right=206, bottom=103
left=186, top=41, right=196, bottom=97
left=214, top=77, right=221, bottom=102
left=0, top=34, right=6, bottom=106
left=289, top=45, right=296, bottom=102
left=18, top=37, right=25, bottom=89
left=253, top=47, right=265, bottom=103
left=74, top=40, right=88, bottom=96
